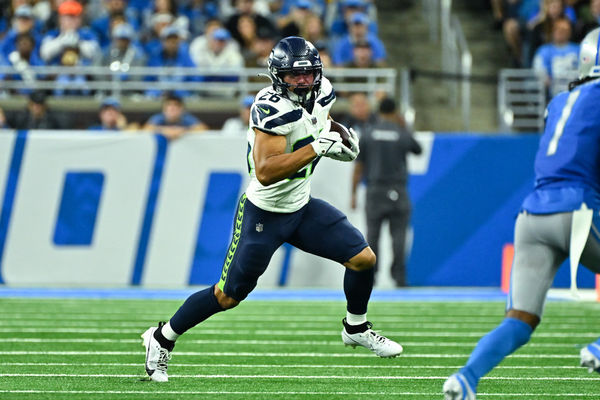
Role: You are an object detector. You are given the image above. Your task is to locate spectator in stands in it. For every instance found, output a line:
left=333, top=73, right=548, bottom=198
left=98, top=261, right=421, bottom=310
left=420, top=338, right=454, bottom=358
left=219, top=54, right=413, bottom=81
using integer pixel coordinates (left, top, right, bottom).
left=245, top=26, right=277, bottom=67
left=145, top=25, right=196, bottom=99
left=276, top=0, right=314, bottom=38
left=340, top=91, right=377, bottom=136
left=88, top=97, right=128, bottom=131
left=235, top=14, right=260, bottom=59
left=142, top=0, right=189, bottom=41
left=180, top=0, right=220, bottom=37
left=272, top=0, right=326, bottom=20
left=189, top=27, right=244, bottom=72
left=40, top=1, right=100, bottom=65
left=533, top=17, right=579, bottom=98
left=100, top=23, right=147, bottom=71
left=332, top=12, right=386, bottom=67
left=346, top=40, right=375, bottom=68
left=143, top=92, right=208, bottom=140
left=0, top=106, right=8, bottom=129
left=303, top=13, right=328, bottom=49
left=53, top=45, right=92, bottom=96
left=328, top=0, right=378, bottom=39
left=2, top=32, right=45, bottom=94
left=221, top=95, right=253, bottom=136
left=224, top=0, right=278, bottom=51
left=7, top=90, right=66, bottom=129
left=0, top=5, right=42, bottom=59
left=219, top=0, right=271, bottom=19
left=314, top=40, right=332, bottom=69
left=90, top=0, right=139, bottom=49
left=143, top=12, right=174, bottom=56
left=492, top=0, right=541, bottom=67
left=574, top=0, right=600, bottom=41
left=526, top=0, right=574, bottom=66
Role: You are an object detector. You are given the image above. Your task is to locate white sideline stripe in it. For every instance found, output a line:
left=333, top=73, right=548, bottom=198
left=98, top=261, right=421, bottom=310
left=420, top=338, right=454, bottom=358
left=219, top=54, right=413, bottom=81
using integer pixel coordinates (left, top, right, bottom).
left=0, top=338, right=581, bottom=348
left=0, top=391, right=597, bottom=398
left=0, top=327, right=596, bottom=338
left=1, top=373, right=598, bottom=381
left=0, top=351, right=580, bottom=358
left=2, top=313, right=595, bottom=323
left=3, top=320, right=595, bottom=331
left=0, top=362, right=583, bottom=370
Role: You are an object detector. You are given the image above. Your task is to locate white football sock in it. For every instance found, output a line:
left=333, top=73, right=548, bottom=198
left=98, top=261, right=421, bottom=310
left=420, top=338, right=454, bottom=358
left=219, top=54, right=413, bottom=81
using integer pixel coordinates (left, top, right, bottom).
left=161, top=321, right=180, bottom=341
left=346, top=312, right=367, bottom=326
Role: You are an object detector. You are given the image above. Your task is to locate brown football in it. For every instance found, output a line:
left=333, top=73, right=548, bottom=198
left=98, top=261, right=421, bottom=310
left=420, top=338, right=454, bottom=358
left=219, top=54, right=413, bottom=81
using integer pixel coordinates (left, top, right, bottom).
left=329, top=120, right=352, bottom=149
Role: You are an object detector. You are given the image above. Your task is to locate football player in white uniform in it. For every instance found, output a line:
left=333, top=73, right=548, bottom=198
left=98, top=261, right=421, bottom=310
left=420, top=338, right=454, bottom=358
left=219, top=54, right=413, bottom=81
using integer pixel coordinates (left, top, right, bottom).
left=141, top=36, right=403, bottom=382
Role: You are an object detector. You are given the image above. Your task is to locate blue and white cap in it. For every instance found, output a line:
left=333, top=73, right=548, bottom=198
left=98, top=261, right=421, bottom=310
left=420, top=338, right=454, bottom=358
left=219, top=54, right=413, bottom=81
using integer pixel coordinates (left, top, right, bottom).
left=578, top=27, right=600, bottom=79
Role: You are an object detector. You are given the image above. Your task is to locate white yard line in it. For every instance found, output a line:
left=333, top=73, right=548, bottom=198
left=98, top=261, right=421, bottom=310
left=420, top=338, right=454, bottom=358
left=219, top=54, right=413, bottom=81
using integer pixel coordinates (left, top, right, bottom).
left=2, top=313, right=596, bottom=323
left=2, top=320, right=594, bottom=330
left=0, top=389, right=594, bottom=397
left=0, top=373, right=598, bottom=381
left=0, top=350, right=580, bottom=358
left=0, top=327, right=596, bottom=337
left=0, top=362, right=584, bottom=369
left=0, top=337, right=583, bottom=348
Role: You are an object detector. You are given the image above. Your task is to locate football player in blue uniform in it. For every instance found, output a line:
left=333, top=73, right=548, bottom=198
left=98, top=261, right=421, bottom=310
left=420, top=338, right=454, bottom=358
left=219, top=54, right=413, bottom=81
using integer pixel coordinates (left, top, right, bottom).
left=443, top=27, right=600, bottom=400
left=141, top=36, right=403, bottom=382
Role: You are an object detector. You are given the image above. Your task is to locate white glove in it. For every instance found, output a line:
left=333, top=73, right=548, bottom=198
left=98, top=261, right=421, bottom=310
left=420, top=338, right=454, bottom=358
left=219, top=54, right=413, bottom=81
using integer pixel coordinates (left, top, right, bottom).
left=326, top=127, right=360, bottom=162
left=310, top=120, right=343, bottom=156
left=60, top=31, right=79, bottom=48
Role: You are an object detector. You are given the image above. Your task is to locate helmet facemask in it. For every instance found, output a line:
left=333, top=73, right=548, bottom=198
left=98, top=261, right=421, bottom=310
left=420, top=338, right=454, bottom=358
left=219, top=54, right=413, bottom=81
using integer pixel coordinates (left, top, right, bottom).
left=272, top=66, right=322, bottom=107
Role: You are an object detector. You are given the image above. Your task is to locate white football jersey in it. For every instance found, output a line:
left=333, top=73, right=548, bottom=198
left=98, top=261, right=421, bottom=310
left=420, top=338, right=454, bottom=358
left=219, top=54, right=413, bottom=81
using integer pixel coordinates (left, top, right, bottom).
left=245, top=77, right=336, bottom=213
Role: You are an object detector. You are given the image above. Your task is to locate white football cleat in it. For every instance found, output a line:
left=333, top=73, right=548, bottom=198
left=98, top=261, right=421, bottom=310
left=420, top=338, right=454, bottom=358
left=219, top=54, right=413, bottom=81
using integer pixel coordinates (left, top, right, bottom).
left=443, top=373, right=476, bottom=400
left=341, top=319, right=403, bottom=358
left=141, top=323, right=172, bottom=382
left=580, top=343, right=600, bottom=373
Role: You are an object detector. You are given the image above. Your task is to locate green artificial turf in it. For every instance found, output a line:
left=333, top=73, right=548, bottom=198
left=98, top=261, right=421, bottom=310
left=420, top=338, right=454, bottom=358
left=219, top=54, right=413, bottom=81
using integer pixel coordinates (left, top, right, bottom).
left=0, top=297, right=598, bottom=399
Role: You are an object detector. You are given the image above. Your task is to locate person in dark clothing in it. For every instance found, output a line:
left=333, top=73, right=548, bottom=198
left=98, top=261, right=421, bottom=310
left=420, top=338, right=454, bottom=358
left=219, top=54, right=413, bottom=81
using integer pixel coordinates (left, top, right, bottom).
left=7, top=90, right=65, bottom=129
left=351, top=97, right=422, bottom=287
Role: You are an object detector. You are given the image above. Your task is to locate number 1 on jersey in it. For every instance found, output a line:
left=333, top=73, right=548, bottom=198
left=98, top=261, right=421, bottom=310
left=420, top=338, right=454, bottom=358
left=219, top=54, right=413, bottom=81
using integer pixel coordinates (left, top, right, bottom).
left=547, top=90, right=580, bottom=156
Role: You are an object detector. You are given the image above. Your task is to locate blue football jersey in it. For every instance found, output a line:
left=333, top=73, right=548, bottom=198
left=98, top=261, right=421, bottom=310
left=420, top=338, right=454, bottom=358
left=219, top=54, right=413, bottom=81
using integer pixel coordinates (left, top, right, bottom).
left=521, top=79, right=600, bottom=213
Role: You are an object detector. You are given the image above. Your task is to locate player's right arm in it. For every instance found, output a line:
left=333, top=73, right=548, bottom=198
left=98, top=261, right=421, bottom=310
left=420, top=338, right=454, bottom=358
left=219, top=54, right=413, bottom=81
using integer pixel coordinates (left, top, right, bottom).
left=252, top=128, right=318, bottom=186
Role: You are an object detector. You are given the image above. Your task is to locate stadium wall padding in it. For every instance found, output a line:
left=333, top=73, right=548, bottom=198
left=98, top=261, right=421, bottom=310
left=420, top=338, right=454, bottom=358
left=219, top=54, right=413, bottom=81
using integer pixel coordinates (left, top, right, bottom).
left=0, top=130, right=595, bottom=288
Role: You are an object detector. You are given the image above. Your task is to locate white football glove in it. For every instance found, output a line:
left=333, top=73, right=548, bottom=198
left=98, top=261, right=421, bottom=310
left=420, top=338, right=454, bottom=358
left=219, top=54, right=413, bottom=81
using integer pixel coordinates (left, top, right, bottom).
left=310, top=120, right=343, bottom=156
left=326, top=127, right=360, bottom=162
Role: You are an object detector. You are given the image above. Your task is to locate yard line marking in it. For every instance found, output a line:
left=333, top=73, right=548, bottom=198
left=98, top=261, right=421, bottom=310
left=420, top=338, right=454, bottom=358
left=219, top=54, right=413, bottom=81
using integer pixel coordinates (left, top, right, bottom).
left=0, top=338, right=583, bottom=348
left=2, top=313, right=596, bottom=323
left=1, top=373, right=597, bottom=381
left=0, top=327, right=596, bottom=338
left=0, top=390, right=597, bottom=398
left=0, top=362, right=584, bottom=369
left=0, top=351, right=580, bottom=358
left=3, top=320, right=595, bottom=330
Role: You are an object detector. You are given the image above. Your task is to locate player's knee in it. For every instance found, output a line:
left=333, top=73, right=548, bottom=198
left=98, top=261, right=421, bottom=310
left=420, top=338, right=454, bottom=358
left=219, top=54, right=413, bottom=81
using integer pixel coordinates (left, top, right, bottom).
left=213, top=286, right=240, bottom=310
left=347, top=247, right=376, bottom=271
left=506, top=308, right=540, bottom=330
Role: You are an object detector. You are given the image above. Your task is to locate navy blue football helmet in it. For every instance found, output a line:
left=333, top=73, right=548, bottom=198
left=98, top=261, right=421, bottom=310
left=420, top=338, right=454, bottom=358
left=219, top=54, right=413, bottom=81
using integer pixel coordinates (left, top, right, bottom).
left=267, top=36, right=323, bottom=107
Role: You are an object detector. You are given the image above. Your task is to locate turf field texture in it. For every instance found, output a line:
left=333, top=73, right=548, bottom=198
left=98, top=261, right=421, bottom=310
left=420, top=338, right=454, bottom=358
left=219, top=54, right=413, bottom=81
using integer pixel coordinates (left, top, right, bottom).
left=0, top=296, right=598, bottom=400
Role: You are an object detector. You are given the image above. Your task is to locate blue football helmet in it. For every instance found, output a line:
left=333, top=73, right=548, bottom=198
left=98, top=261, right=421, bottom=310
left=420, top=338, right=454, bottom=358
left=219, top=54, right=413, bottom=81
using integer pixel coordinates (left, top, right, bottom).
left=267, top=36, right=323, bottom=107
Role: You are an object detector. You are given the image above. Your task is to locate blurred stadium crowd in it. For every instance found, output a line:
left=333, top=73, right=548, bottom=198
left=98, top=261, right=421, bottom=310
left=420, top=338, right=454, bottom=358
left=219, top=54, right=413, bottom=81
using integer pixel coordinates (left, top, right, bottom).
left=492, top=0, right=600, bottom=97
left=0, top=0, right=386, bottom=96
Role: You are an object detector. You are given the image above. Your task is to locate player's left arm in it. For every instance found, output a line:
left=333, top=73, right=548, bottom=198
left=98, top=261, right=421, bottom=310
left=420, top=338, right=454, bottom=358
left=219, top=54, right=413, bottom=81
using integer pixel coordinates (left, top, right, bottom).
left=253, top=128, right=318, bottom=186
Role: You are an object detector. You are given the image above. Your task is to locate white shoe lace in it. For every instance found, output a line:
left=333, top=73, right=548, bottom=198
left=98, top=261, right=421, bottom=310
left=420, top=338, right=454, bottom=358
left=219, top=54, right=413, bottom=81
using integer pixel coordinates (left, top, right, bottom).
left=365, top=330, right=389, bottom=348
left=156, top=347, right=171, bottom=373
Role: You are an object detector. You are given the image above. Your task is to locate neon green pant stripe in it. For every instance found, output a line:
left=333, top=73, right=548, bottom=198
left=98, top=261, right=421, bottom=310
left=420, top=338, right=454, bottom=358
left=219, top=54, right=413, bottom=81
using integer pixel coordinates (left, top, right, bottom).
left=218, top=193, right=247, bottom=291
